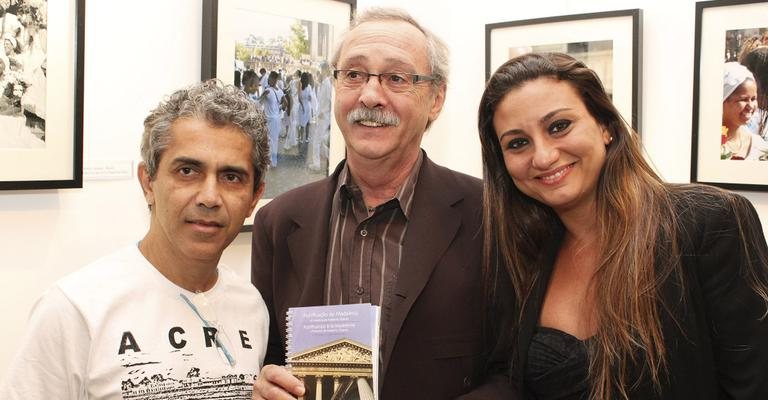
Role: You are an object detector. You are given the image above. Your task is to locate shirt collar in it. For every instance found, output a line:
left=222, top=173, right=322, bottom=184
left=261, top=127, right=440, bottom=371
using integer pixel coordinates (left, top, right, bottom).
left=335, top=151, right=423, bottom=219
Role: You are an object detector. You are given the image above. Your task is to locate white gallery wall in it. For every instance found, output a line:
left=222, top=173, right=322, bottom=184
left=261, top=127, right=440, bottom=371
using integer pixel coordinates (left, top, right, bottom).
left=1, top=0, right=767, bottom=376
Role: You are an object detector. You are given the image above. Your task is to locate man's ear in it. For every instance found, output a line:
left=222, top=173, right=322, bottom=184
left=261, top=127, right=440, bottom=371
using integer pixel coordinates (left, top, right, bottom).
left=248, top=181, right=265, bottom=216
left=427, top=82, right=447, bottom=123
left=137, top=162, right=155, bottom=209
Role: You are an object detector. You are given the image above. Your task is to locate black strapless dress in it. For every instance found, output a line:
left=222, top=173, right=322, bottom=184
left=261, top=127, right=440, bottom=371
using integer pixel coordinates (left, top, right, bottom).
left=524, top=326, right=591, bottom=400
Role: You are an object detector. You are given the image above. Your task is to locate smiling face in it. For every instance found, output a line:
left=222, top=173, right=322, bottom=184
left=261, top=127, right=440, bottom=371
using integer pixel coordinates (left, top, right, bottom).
left=492, top=77, right=611, bottom=215
left=139, top=118, right=261, bottom=266
left=722, top=80, right=757, bottom=130
left=333, top=20, right=445, bottom=165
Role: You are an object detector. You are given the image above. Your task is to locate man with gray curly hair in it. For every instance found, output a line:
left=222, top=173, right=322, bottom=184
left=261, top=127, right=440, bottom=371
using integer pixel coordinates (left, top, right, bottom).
left=251, top=7, right=513, bottom=400
left=1, top=80, right=271, bottom=400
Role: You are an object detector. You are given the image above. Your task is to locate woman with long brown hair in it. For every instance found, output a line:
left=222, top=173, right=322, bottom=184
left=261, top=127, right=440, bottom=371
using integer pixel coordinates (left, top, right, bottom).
left=478, top=52, right=768, bottom=399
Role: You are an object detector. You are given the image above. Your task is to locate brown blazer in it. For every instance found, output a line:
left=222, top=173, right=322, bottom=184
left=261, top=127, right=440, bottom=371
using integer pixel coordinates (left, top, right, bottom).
left=251, top=153, right=515, bottom=399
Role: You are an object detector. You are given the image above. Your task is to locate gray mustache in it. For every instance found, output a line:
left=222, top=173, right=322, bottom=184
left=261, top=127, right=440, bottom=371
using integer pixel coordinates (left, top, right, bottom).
left=347, top=108, right=400, bottom=126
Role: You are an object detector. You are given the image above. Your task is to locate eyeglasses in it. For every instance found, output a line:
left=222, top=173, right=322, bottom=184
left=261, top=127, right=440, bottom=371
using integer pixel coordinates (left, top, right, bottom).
left=180, top=292, right=236, bottom=367
left=333, top=69, right=437, bottom=93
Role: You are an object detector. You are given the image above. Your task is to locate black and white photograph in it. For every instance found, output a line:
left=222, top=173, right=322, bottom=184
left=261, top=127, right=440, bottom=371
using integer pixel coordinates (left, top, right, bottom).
left=0, top=0, right=82, bottom=190
left=0, top=0, right=47, bottom=149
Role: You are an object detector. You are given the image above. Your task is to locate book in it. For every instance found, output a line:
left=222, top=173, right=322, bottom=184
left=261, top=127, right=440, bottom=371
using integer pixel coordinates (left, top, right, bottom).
left=286, top=303, right=380, bottom=400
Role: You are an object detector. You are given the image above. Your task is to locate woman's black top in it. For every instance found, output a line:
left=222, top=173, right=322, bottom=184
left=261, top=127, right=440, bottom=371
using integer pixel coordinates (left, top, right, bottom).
left=524, top=326, right=590, bottom=400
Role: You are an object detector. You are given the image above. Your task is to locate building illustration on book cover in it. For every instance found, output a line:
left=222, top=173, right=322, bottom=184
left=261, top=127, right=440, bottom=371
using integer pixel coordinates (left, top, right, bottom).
left=286, top=304, right=380, bottom=400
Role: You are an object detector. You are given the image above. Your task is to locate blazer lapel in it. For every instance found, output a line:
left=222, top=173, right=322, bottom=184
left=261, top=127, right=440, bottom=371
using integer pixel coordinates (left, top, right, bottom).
left=285, top=161, right=345, bottom=307
left=515, top=228, right=563, bottom=381
left=380, top=156, right=463, bottom=376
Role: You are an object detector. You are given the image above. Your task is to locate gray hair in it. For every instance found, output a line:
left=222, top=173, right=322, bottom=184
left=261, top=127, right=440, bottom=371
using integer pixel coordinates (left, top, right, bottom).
left=330, top=7, right=450, bottom=86
left=140, top=79, right=270, bottom=189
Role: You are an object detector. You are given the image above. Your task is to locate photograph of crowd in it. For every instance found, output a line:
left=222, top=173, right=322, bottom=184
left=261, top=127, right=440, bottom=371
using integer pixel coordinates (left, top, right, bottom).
left=231, top=8, right=334, bottom=199
left=0, top=0, right=46, bottom=149
left=721, top=27, right=768, bottom=161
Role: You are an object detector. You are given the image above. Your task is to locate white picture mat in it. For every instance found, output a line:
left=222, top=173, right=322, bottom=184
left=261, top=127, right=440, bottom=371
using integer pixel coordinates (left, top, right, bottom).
left=489, top=14, right=636, bottom=126
left=0, top=0, right=78, bottom=182
left=696, top=2, right=768, bottom=185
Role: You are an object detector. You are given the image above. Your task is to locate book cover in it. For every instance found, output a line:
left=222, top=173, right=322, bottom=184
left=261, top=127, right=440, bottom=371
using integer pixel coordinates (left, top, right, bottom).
left=286, top=303, right=380, bottom=400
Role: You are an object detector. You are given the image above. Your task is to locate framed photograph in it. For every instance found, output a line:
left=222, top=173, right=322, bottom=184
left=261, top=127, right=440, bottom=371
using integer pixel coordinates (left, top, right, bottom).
left=485, top=9, right=642, bottom=132
left=202, top=0, right=354, bottom=229
left=691, top=0, right=768, bottom=191
left=0, top=0, right=84, bottom=190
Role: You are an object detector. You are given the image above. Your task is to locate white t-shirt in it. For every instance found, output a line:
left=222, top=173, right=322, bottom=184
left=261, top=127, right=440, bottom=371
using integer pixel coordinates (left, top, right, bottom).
left=261, top=86, right=285, bottom=119
left=0, top=244, right=269, bottom=400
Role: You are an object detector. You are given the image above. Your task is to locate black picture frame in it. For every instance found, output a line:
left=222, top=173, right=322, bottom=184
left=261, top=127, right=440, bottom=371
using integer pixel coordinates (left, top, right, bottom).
left=485, top=9, right=642, bottom=132
left=201, top=0, right=355, bottom=231
left=0, top=0, right=85, bottom=190
left=691, top=0, right=768, bottom=191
